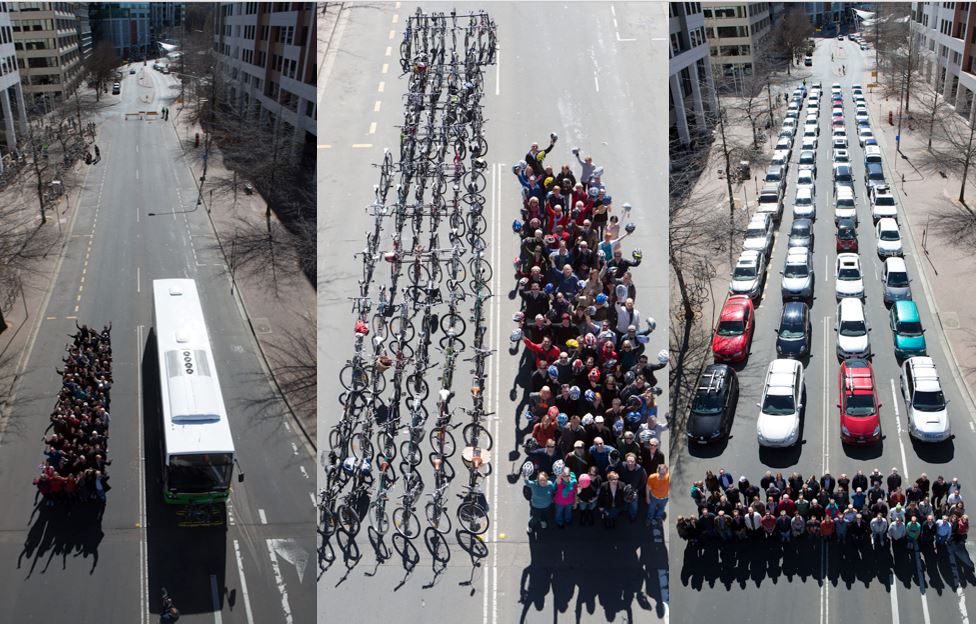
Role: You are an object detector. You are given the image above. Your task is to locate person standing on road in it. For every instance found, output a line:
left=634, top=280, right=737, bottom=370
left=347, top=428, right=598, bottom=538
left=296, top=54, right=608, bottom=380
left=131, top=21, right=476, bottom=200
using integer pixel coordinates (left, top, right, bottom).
left=618, top=453, right=647, bottom=523
left=598, top=470, right=627, bottom=528
left=553, top=467, right=577, bottom=528
left=936, top=514, right=953, bottom=546
left=931, top=475, right=949, bottom=507
left=576, top=470, right=600, bottom=526
left=646, top=464, right=670, bottom=526
left=906, top=515, right=922, bottom=550
left=525, top=471, right=556, bottom=535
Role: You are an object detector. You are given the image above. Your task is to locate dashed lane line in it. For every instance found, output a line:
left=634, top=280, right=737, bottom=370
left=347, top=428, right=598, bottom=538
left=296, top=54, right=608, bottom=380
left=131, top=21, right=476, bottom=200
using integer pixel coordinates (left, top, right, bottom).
left=233, top=540, right=256, bottom=624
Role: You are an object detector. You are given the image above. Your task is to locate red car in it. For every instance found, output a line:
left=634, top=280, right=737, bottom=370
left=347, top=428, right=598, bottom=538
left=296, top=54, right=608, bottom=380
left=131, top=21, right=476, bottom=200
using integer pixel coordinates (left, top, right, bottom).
left=839, top=358, right=882, bottom=444
left=712, top=295, right=754, bottom=363
left=836, top=223, right=858, bottom=252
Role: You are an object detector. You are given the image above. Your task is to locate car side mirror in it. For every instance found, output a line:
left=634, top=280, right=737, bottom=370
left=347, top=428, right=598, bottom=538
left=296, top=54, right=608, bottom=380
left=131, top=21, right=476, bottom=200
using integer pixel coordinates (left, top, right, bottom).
left=756, top=402, right=762, bottom=408
left=837, top=403, right=841, bottom=408
left=774, top=328, right=780, bottom=333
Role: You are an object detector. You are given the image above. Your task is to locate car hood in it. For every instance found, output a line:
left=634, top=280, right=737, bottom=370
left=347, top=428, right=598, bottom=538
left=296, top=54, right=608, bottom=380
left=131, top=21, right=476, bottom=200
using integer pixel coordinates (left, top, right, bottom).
left=777, top=334, right=807, bottom=356
left=910, top=407, right=949, bottom=435
left=730, top=279, right=758, bottom=294
left=783, top=275, right=812, bottom=291
left=757, top=412, right=798, bottom=442
left=838, top=333, right=869, bottom=355
left=713, top=333, right=747, bottom=355
left=688, top=413, right=723, bottom=437
left=836, top=279, right=863, bottom=295
left=743, top=238, right=767, bottom=251
left=878, top=239, right=903, bottom=252
left=842, top=414, right=879, bottom=437
left=894, top=333, right=926, bottom=352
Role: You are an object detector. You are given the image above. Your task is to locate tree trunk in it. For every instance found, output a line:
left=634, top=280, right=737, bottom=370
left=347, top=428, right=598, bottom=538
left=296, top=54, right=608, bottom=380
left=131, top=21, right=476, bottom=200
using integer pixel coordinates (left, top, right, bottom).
left=959, top=113, right=975, bottom=206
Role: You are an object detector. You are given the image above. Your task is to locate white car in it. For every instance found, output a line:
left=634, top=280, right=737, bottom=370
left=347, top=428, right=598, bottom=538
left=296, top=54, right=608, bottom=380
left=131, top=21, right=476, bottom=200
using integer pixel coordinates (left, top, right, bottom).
left=832, top=148, right=850, bottom=165
left=833, top=135, right=849, bottom=150
left=901, top=357, right=951, bottom=442
left=855, top=110, right=870, bottom=124
left=834, top=187, right=857, bottom=223
left=858, top=127, right=875, bottom=147
left=783, top=118, right=798, bottom=135
left=807, top=97, right=819, bottom=110
left=864, top=145, right=883, bottom=165
left=831, top=82, right=842, bottom=93
left=835, top=253, right=865, bottom=299
left=743, top=214, right=773, bottom=255
left=781, top=247, right=813, bottom=299
left=796, top=169, right=815, bottom=194
left=871, top=187, right=898, bottom=221
left=798, top=150, right=817, bottom=175
left=805, top=113, right=819, bottom=126
left=854, top=94, right=866, bottom=106
left=876, top=218, right=904, bottom=257
left=793, top=187, right=816, bottom=219
left=757, top=359, right=804, bottom=447
left=730, top=249, right=767, bottom=300
left=801, top=135, right=818, bottom=151
left=775, top=137, right=793, bottom=158
left=836, top=297, right=871, bottom=359
left=831, top=105, right=844, bottom=117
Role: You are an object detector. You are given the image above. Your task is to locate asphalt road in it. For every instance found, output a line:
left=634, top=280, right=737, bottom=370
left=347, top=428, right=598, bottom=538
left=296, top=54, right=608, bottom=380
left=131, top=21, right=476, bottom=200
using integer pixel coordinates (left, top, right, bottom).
left=0, top=65, right=314, bottom=623
left=670, top=36, right=976, bottom=624
left=319, top=3, right=668, bottom=623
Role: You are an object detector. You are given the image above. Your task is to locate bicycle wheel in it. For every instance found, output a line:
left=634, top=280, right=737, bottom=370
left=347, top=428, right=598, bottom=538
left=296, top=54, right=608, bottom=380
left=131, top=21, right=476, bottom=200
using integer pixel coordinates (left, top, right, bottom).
left=350, top=432, right=374, bottom=460
left=393, top=506, right=422, bottom=539
left=337, top=504, right=361, bottom=536
left=440, top=313, right=466, bottom=338
left=319, top=505, right=338, bottom=539
left=428, top=427, right=458, bottom=457
left=369, top=504, right=391, bottom=536
left=339, top=363, right=366, bottom=392
left=404, top=285, right=425, bottom=307
left=456, top=500, right=489, bottom=535
left=364, top=366, right=387, bottom=396
left=439, top=333, right=465, bottom=353
left=328, top=428, right=347, bottom=455
left=448, top=211, right=467, bottom=237
left=470, top=135, right=488, bottom=158
left=463, top=171, right=487, bottom=195
left=388, top=317, right=415, bottom=344
left=469, top=257, right=493, bottom=283
left=400, top=440, right=423, bottom=467
left=405, top=374, right=430, bottom=403
left=371, top=313, right=389, bottom=342
left=467, top=212, right=488, bottom=236
left=462, top=422, right=493, bottom=450
left=377, top=430, right=399, bottom=459
left=425, top=501, right=453, bottom=534
left=341, top=389, right=369, bottom=414
left=407, top=262, right=429, bottom=286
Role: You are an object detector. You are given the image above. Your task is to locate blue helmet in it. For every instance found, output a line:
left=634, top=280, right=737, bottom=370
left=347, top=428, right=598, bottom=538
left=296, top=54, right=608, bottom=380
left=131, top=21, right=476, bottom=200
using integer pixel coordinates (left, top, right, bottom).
left=595, top=293, right=608, bottom=305
left=613, top=419, right=625, bottom=433
left=585, top=389, right=596, bottom=402
left=569, top=386, right=581, bottom=401
left=524, top=409, right=536, bottom=423
left=512, top=219, right=523, bottom=233
left=556, top=413, right=568, bottom=427
left=544, top=283, right=554, bottom=295
left=547, top=365, right=559, bottom=379
left=627, top=410, right=642, bottom=423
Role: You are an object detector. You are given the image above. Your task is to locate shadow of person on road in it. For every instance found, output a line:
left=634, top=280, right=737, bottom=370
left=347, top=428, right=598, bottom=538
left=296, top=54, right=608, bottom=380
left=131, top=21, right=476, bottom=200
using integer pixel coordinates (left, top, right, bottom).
left=17, top=499, right=105, bottom=577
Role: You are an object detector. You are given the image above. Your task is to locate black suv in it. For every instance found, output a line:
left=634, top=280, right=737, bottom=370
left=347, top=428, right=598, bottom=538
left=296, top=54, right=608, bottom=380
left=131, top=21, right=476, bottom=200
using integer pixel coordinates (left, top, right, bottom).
left=776, top=301, right=812, bottom=359
left=687, top=364, right=739, bottom=444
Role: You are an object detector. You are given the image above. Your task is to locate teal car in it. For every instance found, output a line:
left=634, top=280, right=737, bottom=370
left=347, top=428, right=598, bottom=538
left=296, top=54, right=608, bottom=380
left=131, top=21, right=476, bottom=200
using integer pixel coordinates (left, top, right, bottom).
left=890, top=300, right=926, bottom=359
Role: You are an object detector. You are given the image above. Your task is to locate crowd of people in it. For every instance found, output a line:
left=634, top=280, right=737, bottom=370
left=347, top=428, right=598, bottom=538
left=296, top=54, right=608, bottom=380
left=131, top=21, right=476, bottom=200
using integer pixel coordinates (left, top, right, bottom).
left=32, top=322, right=113, bottom=506
left=510, top=136, right=670, bottom=534
left=677, top=468, right=970, bottom=555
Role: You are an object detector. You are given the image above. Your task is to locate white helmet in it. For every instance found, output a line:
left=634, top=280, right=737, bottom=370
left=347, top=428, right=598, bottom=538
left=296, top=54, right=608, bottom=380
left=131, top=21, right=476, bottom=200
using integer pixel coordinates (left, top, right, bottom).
left=657, top=349, right=670, bottom=365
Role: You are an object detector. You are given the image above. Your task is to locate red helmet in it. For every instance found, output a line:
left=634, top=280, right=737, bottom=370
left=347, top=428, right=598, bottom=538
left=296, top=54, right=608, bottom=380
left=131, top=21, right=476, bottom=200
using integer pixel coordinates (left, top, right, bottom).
left=588, top=367, right=601, bottom=382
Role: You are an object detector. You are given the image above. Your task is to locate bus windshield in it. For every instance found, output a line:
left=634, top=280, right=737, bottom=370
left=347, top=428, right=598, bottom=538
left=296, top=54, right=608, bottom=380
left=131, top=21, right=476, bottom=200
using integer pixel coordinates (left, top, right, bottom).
left=168, top=453, right=233, bottom=493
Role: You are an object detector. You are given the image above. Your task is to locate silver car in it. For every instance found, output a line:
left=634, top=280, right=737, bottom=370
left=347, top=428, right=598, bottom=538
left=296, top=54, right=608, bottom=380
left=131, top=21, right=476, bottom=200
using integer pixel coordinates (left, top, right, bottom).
left=781, top=247, right=813, bottom=300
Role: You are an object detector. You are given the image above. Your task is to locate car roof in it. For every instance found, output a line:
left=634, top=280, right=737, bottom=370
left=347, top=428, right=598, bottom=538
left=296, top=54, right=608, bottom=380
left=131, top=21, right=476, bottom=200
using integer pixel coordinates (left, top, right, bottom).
left=700, top=364, right=732, bottom=393
left=837, top=253, right=860, bottom=266
left=836, top=186, right=855, bottom=198
left=738, top=249, right=761, bottom=262
left=721, top=296, right=751, bottom=320
left=906, top=357, right=942, bottom=391
left=877, top=217, right=899, bottom=230
left=884, top=256, right=907, bottom=271
left=839, top=297, right=865, bottom=317
left=748, top=214, right=769, bottom=226
left=866, top=162, right=883, bottom=171
left=767, top=360, right=800, bottom=393
left=782, top=301, right=808, bottom=321
left=796, top=187, right=813, bottom=198
left=893, top=299, right=920, bottom=320
left=792, top=218, right=813, bottom=230
left=841, top=359, right=874, bottom=393
left=785, top=247, right=810, bottom=261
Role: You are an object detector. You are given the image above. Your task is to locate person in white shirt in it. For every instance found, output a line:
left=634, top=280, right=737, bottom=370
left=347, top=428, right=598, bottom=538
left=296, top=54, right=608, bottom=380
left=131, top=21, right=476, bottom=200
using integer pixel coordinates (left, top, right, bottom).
left=614, top=298, right=641, bottom=334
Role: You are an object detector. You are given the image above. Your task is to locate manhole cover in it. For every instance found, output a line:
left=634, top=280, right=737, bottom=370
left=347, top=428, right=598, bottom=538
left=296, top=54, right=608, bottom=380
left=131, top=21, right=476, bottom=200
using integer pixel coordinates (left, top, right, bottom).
left=253, top=318, right=273, bottom=334
left=941, top=311, right=960, bottom=330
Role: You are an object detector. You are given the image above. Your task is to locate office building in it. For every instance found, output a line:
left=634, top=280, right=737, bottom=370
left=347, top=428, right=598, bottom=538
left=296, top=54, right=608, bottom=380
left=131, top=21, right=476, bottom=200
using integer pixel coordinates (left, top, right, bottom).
left=0, top=3, right=26, bottom=168
left=213, top=3, right=317, bottom=157
left=703, top=2, right=784, bottom=90
left=75, top=3, right=91, bottom=60
left=10, top=2, right=83, bottom=109
left=89, top=3, right=151, bottom=60
left=911, top=1, right=975, bottom=118
left=670, top=2, right=717, bottom=147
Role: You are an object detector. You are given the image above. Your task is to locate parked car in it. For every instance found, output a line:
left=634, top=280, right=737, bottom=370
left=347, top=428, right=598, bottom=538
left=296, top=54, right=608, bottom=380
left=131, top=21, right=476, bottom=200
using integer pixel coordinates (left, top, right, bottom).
left=890, top=300, right=927, bottom=360
left=834, top=187, right=857, bottom=224
left=871, top=186, right=898, bottom=222
left=901, top=357, right=951, bottom=442
left=743, top=214, right=774, bottom=255
left=881, top=256, right=912, bottom=303
left=729, top=249, right=767, bottom=301
left=836, top=297, right=871, bottom=359
left=712, top=295, right=755, bottom=364
left=835, top=253, right=864, bottom=299
left=798, top=150, right=817, bottom=176
left=687, top=364, right=739, bottom=444
left=839, top=358, right=882, bottom=444
left=876, top=218, right=904, bottom=257
left=776, top=301, right=812, bottom=358
left=781, top=248, right=814, bottom=301
left=836, top=222, right=859, bottom=252
left=756, top=359, right=805, bottom=447
left=757, top=183, right=785, bottom=222
left=865, top=162, right=887, bottom=193
left=788, top=218, right=814, bottom=250
left=793, top=187, right=816, bottom=219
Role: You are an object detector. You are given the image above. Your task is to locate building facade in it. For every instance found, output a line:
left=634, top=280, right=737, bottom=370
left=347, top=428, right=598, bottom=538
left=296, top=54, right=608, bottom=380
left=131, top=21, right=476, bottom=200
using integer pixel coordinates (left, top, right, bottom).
left=75, top=3, right=91, bottom=61
left=802, top=2, right=850, bottom=32
left=670, top=2, right=716, bottom=147
left=0, top=3, right=26, bottom=167
left=911, top=1, right=975, bottom=118
left=212, top=2, right=316, bottom=156
left=703, top=2, right=784, bottom=90
left=149, top=2, right=182, bottom=53
left=10, top=2, right=83, bottom=109
left=89, top=2, right=151, bottom=60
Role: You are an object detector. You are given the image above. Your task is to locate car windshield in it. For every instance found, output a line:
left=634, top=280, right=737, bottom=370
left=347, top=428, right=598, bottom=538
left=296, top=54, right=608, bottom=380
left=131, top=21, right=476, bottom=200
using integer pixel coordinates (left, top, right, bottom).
left=796, top=195, right=812, bottom=205
left=844, top=393, right=876, bottom=416
left=692, top=393, right=723, bottom=415
left=880, top=229, right=900, bottom=241
left=837, top=198, right=855, bottom=208
left=733, top=265, right=757, bottom=279
left=785, top=263, right=809, bottom=278
left=912, top=390, right=946, bottom=412
left=766, top=173, right=781, bottom=183
left=875, top=196, right=894, bottom=206
left=869, top=171, right=885, bottom=181
left=836, top=172, right=852, bottom=182
left=717, top=320, right=744, bottom=336
left=896, top=320, right=923, bottom=336
left=746, top=227, right=765, bottom=239
left=835, top=154, right=849, bottom=163
left=838, top=266, right=861, bottom=280
left=838, top=227, right=856, bottom=240
left=792, top=225, right=811, bottom=237
left=780, top=320, right=805, bottom=339
left=887, top=271, right=909, bottom=287
left=839, top=319, right=866, bottom=336
left=762, top=394, right=796, bottom=415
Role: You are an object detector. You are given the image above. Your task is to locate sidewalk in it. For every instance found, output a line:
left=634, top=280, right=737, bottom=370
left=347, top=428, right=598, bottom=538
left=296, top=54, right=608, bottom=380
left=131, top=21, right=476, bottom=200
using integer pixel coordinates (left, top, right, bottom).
left=858, top=59, right=976, bottom=406
left=168, top=108, right=318, bottom=444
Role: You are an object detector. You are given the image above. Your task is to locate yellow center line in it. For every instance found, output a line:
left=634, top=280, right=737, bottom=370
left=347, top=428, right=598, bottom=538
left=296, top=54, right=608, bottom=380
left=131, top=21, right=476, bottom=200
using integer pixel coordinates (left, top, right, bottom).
left=388, top=29, right=395, bottom=40
left=385, top=46, right=392, bottom=57
left=351, top=144, right=373, bottom=149
left=374, top=100, right=382, bottom=112
left=378, top=81, right=385, bottom=93
left=392, top=14, right=398, bottom=23
left=381, top=63, right=389, bottom=74
left=369, top=122, right=377, bottom=134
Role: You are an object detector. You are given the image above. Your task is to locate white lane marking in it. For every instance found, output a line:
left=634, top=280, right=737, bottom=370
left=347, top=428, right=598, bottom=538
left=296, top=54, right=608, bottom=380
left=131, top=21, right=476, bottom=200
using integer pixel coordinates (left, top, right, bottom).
left=259, top=508, right=268, bottom=524
left=825, top=254, right=830, bottom=282
left=889, top=378, right=908, bottom=474
left=373, top=100, right=381, bottom=113
left=384, top=46, right=391, bottom=57
left=290, top=442, right=299, bottom=455
left=611, top=4, right=616, bottom=16
left=137, top=266, right=140, bottom=293
left=891, top=572, right=900, bottom=624
left=233, top=540, right=256, bottom=624
left=300, top=466, right=309, bottom=479
left=136, top=169, right=139, bottom=180
left=368, top=122, right=377, bottom=135
left=137, top=323, right=148, bottom=624
left=914, top=547, right=932, bottom=624
left=377, top=81, right=385, bottom=93
left=308, top=492, right=316, bottom=507
left=594, top=72, right=600, bottom=93
left=210, top=574, right=223, bottom=624
left=266, top=540, right=294, bottom=624
left=822, top=316, right=831, bottom=474
left=616, top=31, right=636, bottom=42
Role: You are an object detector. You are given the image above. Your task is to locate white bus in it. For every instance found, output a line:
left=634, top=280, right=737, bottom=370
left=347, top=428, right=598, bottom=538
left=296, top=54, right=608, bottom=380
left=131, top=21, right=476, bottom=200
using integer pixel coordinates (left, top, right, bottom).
left=152, top=279, right=236, bottom=506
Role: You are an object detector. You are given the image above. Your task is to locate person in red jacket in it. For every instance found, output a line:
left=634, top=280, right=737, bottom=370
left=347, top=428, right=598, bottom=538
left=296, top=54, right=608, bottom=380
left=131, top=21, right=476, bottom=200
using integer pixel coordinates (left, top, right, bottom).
left=523, top=336, right=561, bottom=366
left=776, top=493, right=796, bottom=517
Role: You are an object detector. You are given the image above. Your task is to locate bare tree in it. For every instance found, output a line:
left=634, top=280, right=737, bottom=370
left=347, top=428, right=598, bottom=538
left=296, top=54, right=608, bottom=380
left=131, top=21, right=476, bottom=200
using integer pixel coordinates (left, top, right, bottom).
left=915, top=104, right=977, bottom=207
left=263, top=312, right=317, bottom=419
left=772, top=7, right=814, bottom=76
left=86, top=41, right=119, bottom=101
